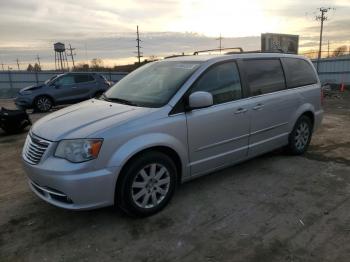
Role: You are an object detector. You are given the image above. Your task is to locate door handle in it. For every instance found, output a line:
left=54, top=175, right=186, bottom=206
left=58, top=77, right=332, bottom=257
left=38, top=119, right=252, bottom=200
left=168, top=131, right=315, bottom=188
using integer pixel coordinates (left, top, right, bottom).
left=253, top=104, right=264, bottom=110
left=235, top=108, right=248, bottom=114
left=72, top=86, right=77, bottom=89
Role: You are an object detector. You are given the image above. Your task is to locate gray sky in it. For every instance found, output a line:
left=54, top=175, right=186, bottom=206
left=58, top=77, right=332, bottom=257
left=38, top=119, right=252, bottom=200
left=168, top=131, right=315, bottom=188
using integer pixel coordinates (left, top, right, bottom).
left=0, top=0, right=349, bottom=69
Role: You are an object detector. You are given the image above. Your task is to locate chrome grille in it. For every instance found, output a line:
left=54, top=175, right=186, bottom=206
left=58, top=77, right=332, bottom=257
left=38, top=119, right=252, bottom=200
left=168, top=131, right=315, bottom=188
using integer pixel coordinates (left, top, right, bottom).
left=23, top=134, right=50, bottom=165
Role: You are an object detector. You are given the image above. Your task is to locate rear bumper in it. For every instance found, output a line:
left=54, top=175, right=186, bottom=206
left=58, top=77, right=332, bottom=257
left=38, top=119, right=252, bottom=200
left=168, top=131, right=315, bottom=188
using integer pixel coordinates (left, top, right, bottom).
left=23, top=160, right=121, bottom=210
left=314, top=109, right=324, bottom=131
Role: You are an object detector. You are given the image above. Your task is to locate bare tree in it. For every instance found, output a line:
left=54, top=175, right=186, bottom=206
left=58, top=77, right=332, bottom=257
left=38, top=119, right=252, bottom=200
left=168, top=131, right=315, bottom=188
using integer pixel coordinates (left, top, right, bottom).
left=332, top=45, right=348, bottom=57
left=27, top=64, right=34, bottom=71
left=33, top=63, right=41, bottom=72
left=91, top=58, right=104, bottom=69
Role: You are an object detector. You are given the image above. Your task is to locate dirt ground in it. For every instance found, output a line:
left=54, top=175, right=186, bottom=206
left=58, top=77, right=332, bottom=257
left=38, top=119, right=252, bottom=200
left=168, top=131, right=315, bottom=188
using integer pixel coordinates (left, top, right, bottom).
left=1, top=93, right=350, bottom=262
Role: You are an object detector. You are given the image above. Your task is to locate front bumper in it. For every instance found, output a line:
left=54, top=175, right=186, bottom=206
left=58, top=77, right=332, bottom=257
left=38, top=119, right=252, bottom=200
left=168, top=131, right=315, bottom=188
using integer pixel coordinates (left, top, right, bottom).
left=23, top=158, right=121, bottom=210
left=14, top=96, right=33, bottom=109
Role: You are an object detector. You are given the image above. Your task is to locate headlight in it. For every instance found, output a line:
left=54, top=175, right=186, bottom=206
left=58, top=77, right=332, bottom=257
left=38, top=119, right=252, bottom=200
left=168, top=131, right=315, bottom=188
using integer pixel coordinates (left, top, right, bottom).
left=55, top=139, right=103, bottom=163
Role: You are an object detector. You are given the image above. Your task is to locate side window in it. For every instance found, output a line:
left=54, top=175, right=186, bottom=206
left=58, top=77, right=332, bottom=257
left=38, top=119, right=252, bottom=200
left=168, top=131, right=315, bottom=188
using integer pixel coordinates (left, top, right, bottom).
left=244, top=59, right=286, bottom=96
left=74, top=74, right=95, bottom=83
left=281, top=58, right=318, bottom=88
left=56, top=75, right=75, bottom=86
left=191, top=62, right=242, bottom=105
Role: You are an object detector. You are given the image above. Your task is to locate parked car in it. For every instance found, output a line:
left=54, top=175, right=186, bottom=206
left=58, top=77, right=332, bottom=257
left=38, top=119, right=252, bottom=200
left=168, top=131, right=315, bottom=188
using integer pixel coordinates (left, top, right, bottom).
left=14, top=72, right=111, bottom=112
left=22, top=53, right=323, bottom=217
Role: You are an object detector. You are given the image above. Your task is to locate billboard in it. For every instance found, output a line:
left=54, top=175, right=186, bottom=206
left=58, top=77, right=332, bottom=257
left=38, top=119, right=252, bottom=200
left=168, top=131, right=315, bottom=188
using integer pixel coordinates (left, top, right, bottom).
left=261, top=33, right=299, bottom=54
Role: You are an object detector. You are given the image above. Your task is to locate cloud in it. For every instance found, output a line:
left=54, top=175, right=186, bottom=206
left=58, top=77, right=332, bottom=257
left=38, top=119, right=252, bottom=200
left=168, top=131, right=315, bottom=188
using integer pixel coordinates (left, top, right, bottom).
left=0, top=0, right=350, bottom=68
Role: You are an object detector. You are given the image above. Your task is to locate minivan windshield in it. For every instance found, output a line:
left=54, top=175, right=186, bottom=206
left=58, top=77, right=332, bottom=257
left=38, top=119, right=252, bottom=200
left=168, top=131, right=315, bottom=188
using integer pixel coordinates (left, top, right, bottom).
left=103, top=61, right=202, bottom=107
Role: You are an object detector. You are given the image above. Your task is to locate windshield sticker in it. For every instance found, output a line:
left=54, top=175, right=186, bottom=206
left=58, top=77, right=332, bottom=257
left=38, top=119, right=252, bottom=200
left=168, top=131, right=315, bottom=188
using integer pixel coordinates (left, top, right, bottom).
left=174, top=64, right=199, bottom=70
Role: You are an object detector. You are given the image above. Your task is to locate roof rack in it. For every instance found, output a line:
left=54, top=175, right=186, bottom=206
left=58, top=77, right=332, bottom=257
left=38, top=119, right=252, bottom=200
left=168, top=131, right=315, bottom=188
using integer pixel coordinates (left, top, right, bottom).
left=193, top=47, right=243, bottom=55
left=227, top=49, right=286, bottom=54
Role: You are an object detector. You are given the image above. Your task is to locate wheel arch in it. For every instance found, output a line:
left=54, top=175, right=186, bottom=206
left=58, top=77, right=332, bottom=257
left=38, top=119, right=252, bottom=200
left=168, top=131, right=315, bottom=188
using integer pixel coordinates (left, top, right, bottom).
left=33, top=94, right=56, bottom=106
left=290, top=103, right=316, bottom=131
left=114, top=144, right=185, bottom=207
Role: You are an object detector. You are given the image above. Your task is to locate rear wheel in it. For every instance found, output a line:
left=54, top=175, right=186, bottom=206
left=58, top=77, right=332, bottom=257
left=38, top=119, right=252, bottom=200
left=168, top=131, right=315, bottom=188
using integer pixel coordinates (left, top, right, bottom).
left=288, top=115, right=313, bottom=155
left=116, top=151, right=177, bottom=217
left=34, top=96, right=53, bottom=112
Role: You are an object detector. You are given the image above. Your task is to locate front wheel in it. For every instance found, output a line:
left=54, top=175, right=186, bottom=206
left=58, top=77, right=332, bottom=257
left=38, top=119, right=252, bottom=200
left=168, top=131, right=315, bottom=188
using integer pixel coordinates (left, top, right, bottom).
left=34, top=96, right=53, bottom=112
left=287, top=115, right=313, bottom=155
left=116, top=151, right=177, bottom=217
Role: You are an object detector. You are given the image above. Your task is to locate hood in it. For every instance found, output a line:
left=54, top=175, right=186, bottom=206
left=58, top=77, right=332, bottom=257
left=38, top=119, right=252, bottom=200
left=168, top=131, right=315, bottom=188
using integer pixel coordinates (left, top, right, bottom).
left=32, top=99, right=154, bottom=141
left=20, top=84, right=44, bottom=93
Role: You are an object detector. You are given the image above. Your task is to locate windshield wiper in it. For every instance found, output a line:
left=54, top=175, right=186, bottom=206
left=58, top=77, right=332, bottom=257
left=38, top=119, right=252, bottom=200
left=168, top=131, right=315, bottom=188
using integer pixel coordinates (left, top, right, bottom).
left=100, top=94, right=139, bottom=106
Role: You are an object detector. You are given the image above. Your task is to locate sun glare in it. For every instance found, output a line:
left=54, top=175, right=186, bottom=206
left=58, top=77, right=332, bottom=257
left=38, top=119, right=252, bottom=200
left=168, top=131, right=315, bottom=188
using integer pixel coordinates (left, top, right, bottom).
left=168, top=0, right=281, bottom=37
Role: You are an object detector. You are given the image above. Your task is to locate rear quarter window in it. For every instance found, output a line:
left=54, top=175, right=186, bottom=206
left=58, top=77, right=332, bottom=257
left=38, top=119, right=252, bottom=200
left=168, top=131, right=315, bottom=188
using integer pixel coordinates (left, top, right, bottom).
left=244, top=59, right=286, bottom=96
left=74, top=74, right=95, bottom=83
left=281, top=58, right=318, bottom=88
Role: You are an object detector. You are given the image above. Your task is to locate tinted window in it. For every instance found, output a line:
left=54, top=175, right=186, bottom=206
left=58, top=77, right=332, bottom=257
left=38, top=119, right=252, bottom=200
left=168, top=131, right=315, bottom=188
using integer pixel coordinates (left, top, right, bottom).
left=191, top=62, right=242, bottom=105
left=244, top=59, right=285, bottom=96
left=55, top=75, right=75, bottom=86
left=74, top=74, right=94, bottom=83
left=281, top=58, right=318, bottom=88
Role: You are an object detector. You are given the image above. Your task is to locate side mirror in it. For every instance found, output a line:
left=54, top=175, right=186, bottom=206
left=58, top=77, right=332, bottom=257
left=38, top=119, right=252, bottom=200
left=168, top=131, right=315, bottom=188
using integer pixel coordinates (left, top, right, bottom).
left=187, top=91, right=213, bottom=110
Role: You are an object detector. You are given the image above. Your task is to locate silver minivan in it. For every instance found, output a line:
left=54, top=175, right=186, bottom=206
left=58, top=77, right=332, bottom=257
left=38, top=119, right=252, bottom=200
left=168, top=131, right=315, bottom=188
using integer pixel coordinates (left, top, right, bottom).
left=22, top=53, right=323, bottom=216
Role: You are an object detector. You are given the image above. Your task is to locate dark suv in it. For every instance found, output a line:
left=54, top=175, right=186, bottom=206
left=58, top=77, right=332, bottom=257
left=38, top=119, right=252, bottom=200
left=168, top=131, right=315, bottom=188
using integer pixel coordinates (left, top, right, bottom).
left=15, top=72, right=111, bottom=112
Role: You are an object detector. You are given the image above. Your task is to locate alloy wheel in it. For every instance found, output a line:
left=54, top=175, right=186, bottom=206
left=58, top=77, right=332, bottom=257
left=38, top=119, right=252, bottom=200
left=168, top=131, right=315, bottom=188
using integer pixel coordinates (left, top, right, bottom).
left=131, top=163, right=171, bottom=209
left=36, top=97, right=52, bottom=112
left=294, top=121, right=310, bottom=151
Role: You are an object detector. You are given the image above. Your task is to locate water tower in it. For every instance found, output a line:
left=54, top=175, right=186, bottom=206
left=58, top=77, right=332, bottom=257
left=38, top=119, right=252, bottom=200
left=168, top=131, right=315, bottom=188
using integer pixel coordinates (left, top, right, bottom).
left=54, top=42, right=69, bottom=71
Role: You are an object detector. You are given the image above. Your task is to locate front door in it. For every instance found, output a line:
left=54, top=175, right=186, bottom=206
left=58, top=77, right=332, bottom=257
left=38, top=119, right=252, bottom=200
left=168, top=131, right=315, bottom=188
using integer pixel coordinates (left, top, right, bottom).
left=186, top=61, right=250, bottom=176
left=51, top=74, right=77, bottom=103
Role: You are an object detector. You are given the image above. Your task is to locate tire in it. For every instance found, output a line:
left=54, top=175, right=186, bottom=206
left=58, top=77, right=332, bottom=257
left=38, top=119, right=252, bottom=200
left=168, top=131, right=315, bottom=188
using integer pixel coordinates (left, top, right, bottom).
left=287, top=115, right=313, bottom=155
left=93, top=91, right=104, bottom=98
left=34, top=96, right=53, bottom=112
left=116, top=151, right=177, bottom=217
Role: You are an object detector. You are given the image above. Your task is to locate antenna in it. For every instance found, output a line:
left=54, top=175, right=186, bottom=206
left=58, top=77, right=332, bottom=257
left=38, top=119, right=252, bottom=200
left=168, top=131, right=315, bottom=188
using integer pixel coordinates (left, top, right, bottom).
left=36, top=55, right=41, bottom=68
left=16, top=58, right=20, bottom=70
left=216, top=33, right=224, bottom=53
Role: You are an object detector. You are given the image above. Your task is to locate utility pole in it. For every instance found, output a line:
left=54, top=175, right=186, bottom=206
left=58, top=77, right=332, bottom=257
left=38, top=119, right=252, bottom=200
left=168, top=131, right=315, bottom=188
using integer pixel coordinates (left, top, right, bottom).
left=216, top=33, right=223, bottom=53
left=327, top=40, right=330, bottom=58
left=16, top=58, right=20, bottom=70
left=67, top=44, right=76, bottom=69
left=0, top=62, right=4, bottom=71
left=36, top=54, right=41, bottom=67
left=316, top=7, right=331, bottom=72
left=136, top=25, right=142, bottom=65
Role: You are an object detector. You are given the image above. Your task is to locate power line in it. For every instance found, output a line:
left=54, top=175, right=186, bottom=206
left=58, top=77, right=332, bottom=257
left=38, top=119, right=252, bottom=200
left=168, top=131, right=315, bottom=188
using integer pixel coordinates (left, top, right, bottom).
left=67, top=44, right=76, bottom=69
left=315, top=7, right=332, bottom=72
left=136, top=25, right=143, bottom=65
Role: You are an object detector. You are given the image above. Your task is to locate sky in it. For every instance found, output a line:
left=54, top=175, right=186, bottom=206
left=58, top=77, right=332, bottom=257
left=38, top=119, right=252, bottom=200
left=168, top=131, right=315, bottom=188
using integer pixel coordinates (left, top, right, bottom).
left=0, top=0, right=350, bottom=69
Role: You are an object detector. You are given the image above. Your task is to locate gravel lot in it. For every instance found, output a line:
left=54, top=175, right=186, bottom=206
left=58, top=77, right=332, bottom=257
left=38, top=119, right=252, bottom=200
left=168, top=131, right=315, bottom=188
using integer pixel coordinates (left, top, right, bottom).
left=1, top=93, right=350, bottom=262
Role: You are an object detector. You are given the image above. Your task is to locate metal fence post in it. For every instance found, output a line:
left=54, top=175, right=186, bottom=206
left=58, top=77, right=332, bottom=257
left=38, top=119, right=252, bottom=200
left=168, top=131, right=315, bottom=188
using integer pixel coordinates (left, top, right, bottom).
left=8, top=70, right=13, bottom=98
left=35, top=71, right=39, bottom=85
